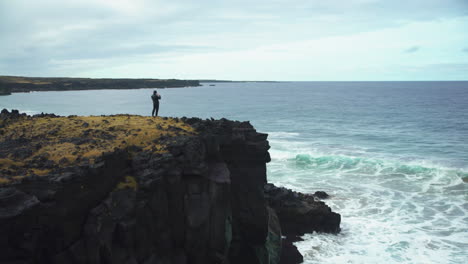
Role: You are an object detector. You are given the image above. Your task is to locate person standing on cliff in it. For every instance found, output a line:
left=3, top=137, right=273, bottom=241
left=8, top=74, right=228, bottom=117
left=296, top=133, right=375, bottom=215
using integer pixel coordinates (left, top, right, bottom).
left=151, top=90, right=161, bottom=117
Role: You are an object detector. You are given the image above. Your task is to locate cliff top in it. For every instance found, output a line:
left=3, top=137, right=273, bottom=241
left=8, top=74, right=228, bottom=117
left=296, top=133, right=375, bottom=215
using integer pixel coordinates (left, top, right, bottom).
left=0, top=110, right=196, bottom=184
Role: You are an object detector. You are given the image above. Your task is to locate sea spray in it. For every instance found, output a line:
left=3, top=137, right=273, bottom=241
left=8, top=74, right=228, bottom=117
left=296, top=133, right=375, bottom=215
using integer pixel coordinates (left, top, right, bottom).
left=2, top=81, right=468, bottom=263
left=267, top=135, right=468, bottom=264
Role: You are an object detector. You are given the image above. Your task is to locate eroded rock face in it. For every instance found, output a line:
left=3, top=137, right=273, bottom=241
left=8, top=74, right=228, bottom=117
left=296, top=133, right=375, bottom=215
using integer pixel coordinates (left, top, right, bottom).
left=265, top=183, right=341, bottom=264
left=265, top=183, right=341, bottom=236
left=0, top=111, right=341, bottom=264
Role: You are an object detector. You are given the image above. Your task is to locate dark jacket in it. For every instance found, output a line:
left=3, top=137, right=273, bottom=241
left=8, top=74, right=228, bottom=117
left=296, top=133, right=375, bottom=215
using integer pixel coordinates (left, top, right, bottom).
left=152, top=94, right=161, bottom=104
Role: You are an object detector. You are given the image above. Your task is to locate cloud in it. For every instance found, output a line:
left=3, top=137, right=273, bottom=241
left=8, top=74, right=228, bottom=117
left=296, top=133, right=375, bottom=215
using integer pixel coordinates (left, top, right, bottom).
left=404, top=46, right=421, bottom=53
left=425, top=63, right=468, bottom=71
left=1, top=0, right=468, bottom=79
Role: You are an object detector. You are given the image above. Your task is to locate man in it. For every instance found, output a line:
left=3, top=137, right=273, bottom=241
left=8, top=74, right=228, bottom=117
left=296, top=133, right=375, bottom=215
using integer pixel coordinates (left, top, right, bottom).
left=151, top=90, right=161, bottom=117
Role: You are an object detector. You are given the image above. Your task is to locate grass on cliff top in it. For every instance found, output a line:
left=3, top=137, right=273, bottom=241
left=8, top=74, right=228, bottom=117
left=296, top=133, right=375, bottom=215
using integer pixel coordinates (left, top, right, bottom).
left=0, top=115, right=196, bottom=182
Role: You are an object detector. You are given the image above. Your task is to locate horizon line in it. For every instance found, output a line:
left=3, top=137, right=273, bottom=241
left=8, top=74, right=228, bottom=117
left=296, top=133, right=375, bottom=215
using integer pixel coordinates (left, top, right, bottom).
left=2, top=75, right=468, bottom=82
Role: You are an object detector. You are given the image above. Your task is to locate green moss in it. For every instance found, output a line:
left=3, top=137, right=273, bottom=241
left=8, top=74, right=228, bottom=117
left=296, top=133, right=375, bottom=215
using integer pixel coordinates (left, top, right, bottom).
left=0, top=158, right=24, bottom=168
left=116, top=176, right=138, bottom=191
left=0, top=115, right=196, bottom=182
left=0, top=178, right=10, bottom=184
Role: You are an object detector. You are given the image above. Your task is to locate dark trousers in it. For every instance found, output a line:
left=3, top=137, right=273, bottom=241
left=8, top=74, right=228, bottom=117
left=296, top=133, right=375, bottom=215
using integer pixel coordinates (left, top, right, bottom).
left=152, top=103, right=159, bottom=117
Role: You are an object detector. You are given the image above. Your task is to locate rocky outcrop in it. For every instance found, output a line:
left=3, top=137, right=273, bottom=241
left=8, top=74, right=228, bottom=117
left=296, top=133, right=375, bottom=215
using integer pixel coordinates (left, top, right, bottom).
left=265, top=184, right=340, bottom=236
left=265, top=184, right=341, bottom=264
left=0, top=110, right=340, bottom=264
left=0, top=76, right=200, bottom=93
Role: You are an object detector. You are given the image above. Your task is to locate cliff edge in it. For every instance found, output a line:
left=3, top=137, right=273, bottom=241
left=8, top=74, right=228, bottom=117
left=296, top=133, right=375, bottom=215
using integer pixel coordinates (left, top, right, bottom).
left=0, top=109, right=340, bottom=264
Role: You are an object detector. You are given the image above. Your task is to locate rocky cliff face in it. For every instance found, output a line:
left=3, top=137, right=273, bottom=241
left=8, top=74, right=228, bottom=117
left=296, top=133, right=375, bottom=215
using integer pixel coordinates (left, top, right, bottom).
left=0, top=110, right=340, bottom=264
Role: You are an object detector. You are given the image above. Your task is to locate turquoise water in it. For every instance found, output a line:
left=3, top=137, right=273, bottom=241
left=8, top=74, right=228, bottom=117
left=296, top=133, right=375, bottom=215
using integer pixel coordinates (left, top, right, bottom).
left=1, top=81, right=467, bottom=263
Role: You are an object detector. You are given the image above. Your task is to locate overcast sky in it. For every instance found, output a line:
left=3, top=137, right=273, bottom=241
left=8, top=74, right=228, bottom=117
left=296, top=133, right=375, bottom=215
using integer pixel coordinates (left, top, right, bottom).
left=1, top=0, right=467, bottom=80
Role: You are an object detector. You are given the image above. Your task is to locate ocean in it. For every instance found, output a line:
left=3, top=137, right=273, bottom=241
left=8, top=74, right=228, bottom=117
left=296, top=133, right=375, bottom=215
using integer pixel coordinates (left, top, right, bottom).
left=1, top=81, right=467, bottom=263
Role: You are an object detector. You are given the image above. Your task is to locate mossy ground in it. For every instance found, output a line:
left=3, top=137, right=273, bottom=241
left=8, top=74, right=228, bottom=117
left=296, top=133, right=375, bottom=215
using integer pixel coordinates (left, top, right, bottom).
left=116, top=176, right=138, bottom=191
left=0, top=115, right=195, bottom=184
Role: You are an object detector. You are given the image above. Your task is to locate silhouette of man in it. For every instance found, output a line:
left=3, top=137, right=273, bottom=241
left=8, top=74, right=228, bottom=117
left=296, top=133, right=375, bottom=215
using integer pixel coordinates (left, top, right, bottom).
left=151, top=90, right=161, bottom=117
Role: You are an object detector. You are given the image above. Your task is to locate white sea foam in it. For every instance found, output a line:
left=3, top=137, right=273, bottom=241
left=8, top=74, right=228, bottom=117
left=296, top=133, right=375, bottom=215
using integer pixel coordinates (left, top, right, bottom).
left=2, top=108, right=40, bottom=115
left=266, top=131, right=301, bottom=139
left=21, top=110, right=41, bottom=115
left=266, top=134, right=468, bottom=263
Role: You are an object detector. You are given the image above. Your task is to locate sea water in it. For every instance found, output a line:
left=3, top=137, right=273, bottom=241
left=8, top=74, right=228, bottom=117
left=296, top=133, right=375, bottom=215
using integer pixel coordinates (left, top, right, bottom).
left=1, top=81, right=467, bottom=263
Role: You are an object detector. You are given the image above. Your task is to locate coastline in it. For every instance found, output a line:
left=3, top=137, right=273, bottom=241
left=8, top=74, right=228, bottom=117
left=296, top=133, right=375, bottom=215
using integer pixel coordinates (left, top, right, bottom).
left=0, top=87, right=11, bottom=96
left=0, top=110, right=341, bottom=264
left=0, top=76, right=200, bottom=94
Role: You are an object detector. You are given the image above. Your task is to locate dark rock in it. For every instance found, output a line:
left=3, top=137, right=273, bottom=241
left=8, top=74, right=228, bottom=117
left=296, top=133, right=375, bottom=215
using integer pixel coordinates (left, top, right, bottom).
left=265, top=184, right=341, bottom=264
left=48, top=128, right=59, bottom=136
left=12, top=147, right=33, bottom=159
left=0, top=188, right=39, bottom=219
left=60, top=137, right=95, bottom=145
left=44, top=159, right=56, bottom=169
left=127, top=145, right=143, bottom=153
left=314, top=191, right=329, bottom=199
left=0, top=116, right=341, bottom=264
left=33, top=112, right=58, bottom=118
left=280, top=236, right=303, bottom=264
left=265, top=183, right=341, bottom=235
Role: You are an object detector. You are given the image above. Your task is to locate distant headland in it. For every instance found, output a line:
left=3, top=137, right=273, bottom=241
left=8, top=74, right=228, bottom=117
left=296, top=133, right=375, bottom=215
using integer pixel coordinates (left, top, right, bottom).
left=0, top=76, right=200, bottom=94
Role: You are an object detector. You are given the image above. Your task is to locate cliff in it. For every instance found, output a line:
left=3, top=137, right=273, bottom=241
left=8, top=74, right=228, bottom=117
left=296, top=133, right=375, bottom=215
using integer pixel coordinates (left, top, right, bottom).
left=0, top=76, right=200, bottom=93
left=0, top=109, right=340, bottom=264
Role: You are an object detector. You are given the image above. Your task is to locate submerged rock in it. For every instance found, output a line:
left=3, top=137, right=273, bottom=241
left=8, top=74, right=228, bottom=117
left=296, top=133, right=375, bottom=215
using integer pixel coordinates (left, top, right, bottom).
left=0, top=111, right=341, bottom=264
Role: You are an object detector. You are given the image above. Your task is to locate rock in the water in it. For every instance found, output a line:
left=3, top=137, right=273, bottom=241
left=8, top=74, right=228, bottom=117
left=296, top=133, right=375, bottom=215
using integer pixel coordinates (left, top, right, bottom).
left=265, top=184, right=341, bottom=264
left=280, top=236, right=304, bottom=264
left=313, top=191, right=329, bottom=199
left=265, top=183, right=341, bottom=235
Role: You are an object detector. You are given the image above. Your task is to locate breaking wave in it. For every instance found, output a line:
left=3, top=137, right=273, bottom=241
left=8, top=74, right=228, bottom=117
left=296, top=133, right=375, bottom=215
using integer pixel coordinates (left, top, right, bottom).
left=267, top=137, right=468, bottom=264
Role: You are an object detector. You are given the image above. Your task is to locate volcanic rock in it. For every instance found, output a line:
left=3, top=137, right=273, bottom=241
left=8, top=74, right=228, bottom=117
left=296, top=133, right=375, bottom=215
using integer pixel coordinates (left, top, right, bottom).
left=0, top=109, right=341, bottom=264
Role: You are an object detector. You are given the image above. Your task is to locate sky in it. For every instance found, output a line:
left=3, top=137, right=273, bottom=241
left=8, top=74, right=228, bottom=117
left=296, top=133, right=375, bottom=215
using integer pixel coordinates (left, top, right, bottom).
left=1, top=0, right=468, bottom=81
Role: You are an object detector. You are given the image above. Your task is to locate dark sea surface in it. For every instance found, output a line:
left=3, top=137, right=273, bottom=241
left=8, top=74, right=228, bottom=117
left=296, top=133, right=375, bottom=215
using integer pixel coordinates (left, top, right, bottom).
left=1, top=81, right=467, bottom=263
